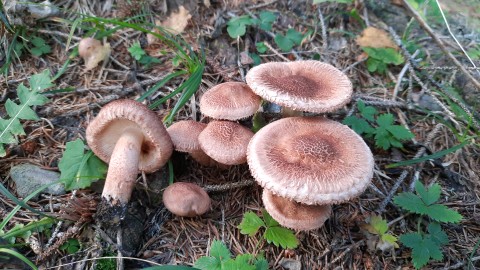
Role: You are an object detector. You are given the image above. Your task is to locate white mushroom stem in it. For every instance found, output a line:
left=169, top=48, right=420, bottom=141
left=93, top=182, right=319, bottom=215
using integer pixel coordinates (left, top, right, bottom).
left=102, top=128, right=144, bottom=205
left=282, top=107, right=303, bottom=117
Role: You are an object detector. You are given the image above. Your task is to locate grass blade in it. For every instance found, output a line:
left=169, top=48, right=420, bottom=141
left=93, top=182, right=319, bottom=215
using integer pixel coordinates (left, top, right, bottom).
left=0, top=248, right=37, bottom=270
left=386, top=140, right=470, bottom=168
left=137, top=70, right=188, bottom=102
left=1, top=218, right=55, bottom=240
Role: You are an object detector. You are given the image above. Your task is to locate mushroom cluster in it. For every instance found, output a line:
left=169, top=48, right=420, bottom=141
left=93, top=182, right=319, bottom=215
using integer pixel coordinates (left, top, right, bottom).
left=244, top=60, right=374, bottom=231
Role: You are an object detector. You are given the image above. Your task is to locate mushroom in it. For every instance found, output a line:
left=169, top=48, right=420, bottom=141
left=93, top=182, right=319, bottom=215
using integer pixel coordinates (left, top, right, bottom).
left=245, top=60, right=352, bottom=115
left=162, top=182, right=211, bottom=217
left=262, top=189, right=331, bottom=231
left=86, top=99, right=173, bottom=205
left=166, top=120, right=219, bottom=167
left=198, top=120, right=254, bottom=165
left=247, top=116, right=374, bottom=205
left=78, top=37, right=111, bottom=71
left=199, top=82, right=261, bottom=120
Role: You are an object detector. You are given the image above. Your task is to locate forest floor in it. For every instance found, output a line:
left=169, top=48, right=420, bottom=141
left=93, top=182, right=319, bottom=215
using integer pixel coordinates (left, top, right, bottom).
left=0, top=0, right=479, bottom=269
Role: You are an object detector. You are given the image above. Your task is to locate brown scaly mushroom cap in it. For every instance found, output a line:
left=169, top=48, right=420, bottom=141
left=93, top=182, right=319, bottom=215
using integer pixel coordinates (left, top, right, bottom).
left=199, top=82, right=261, bottom=120
left=163, top=182, right=211, bottom=217
left=198, top=120, right=254, bottom=165
left=245, top=60, right=353, bottom=113
left=86, top=99, right=173, bottom=204
left=262, top=189, right=332, bottom=231
left=78, top=37, right=111, bottom=71
left=166, top=120, right=219, bottom=167
left=247, top=117, right=374, bottom=205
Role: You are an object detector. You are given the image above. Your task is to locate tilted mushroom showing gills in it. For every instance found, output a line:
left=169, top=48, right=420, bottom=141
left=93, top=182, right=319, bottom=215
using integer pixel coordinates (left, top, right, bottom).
left=163, top=182, right=211, bottom=217
left=86, top=99, right=173, bottom=205
left=245, top=60, right=353, bottom=113
left=262, top=189, right=332, bottom=231
left=199, top=82, right=261, bottom=120
left=78, top=37, right=111, bottom=71
left=247, top=117, right=374, bottom=205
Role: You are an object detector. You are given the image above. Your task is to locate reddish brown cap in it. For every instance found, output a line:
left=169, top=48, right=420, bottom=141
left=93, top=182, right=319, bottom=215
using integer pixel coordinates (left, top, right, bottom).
left=262, top=189, right=331, bottom=231
left=245, top=60, right=352, bottom=113
left=167, top=120, right=206, bottom=153
left=200, top=82, right=261, bottom=120
left=247, top=117, right=374, bottom=205
left=86, top=99, right=173, bottom=172
left=198, top=120, right=254, bottom=165
left=163, top=182, right=211, bottom=217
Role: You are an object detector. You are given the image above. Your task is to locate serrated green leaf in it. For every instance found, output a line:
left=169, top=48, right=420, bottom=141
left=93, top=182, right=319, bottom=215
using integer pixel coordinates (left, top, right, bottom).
left=357, top=100, right=377, bottom=121
left=5, top=99, right=39, bottom=120
left=394, top=192, right=429, bottom=215
left=381, top=234, right=398, bottom=245
left=264, top=227, right=298, bottom=249
left=29, top=70, right=54, bottom=92
left=285, top=29, right=304, bottom=45
left=210, top=240, right=231, bottom=262
left=17, top=84, right=49, bottom=106
left=386, top=125, right=414, bottom=141
left=376, top=114, right=394, bottom=127
left=342, top=116, right=375, bottom=135
left=194, top=256, right=222, bottom=270
left=415, top=181, right=440, bottom=206
left=128, top=42, right=146, bottom=61
left=370, top=215, right=388, bottom=235
left=362, top=47, right=404, bottom=65
left=374, top=127, right=392, bottom=150
left=262, top=210, right=279, bottom=227
left=399, top=232, right=422, bottom=249
left=58, top=139, right=107, bottom=190
left=274, top=34, right=294, bottom=52
left=255, top=258, right=268, bottom=270
left=238, top=211, right=265, bottom=236
left=0, top=118, right=23, bottom=143
left=425, top=204, right=462, bottom=223
left=427, top=223, right=448, bottom=245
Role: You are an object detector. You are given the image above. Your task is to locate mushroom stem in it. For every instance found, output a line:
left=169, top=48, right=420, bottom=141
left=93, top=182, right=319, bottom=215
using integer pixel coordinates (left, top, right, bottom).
left=281, top=107, right=303, bottom=117
left=102, top=128, right=144, bottom=205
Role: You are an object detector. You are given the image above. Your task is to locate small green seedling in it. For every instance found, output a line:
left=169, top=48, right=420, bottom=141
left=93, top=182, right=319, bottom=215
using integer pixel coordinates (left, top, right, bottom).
left=394, top=180, right=462, bottom=269
left=343, top=100, right=414, bottom=150
left=238, top=210, right=299, bottom=249
left=274, top=29, right=304, bottom=52
left=362, top=215, right=398, bottom=252
left=0, top=70, right=52, bottom=157
left=194, top=240, right=268, bottom=270
left=128, top=42, right=161, bottom=68
left=362, top=47, right=404, bottom=74
left=256, top=42, right=268, bottom=53
left=59, top=238, right=81, bottom=254
left=58, top=139, right=107, bottom=190
left=255, top=11, right=277, bottom=31
left=227, top=15, right=256, bottom=39
left=30, top=37, right=51, bottom=57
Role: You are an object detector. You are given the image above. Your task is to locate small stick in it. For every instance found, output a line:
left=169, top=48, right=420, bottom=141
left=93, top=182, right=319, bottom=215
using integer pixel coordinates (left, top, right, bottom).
left=203, top=179, right=255, bottom=193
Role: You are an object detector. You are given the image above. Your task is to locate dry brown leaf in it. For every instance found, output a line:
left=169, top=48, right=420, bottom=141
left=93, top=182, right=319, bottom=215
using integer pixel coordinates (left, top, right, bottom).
left=161, top=6, right=192, bottom=35
left=355, top=27, right=398, bottom=49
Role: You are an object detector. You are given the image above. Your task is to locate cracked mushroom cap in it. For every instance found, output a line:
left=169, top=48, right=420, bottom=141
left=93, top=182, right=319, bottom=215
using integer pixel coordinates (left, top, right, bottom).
left=247, top=117, right=374, bottom=205
left=262, top=189, right=331, bottom=231
left=245, top=60, right=353, bottom=113
left=163, top=182, right=211, bottom=217
left=200, top=82, right=261, bottom=120
left=198, top=120, right=254, bottom=165
left=86, top=99, right=173, bottom=172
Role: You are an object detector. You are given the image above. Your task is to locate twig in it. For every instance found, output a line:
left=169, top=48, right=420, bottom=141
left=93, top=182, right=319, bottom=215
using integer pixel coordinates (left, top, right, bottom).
left=330, top=240, right=364, bottom=264
left=392, top=51, right=418, bottom=100
left=401, top=0, right=480, bottom=89
left=263, top=41, right=291, bottom=62
left=203, top=179, right=255, bottom=193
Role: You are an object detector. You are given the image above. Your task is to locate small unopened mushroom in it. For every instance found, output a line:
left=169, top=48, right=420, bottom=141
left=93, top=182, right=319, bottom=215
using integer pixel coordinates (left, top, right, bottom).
left=199, top=82, right=261, bottom=120
left=198, top=120, right=254, bottom=165
left=163, top=182, right=211, bottom=217
left=166, top=120, right=218, bottom=167
left=78, top=37, right=111, bottom=71
left=245, top=60, right=353, bottom=114
left=86, top=99, right=173, bottom=205
left=262, top=189, right=331, bottom=231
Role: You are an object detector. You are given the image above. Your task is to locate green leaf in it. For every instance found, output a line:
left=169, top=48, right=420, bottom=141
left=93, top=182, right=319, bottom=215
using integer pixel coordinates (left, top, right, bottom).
left=357, top=100, right=377, bottom=121
left=342, top=116, right=375, bottom=135
left=370, top=215, right=388, bottom=235
left=366, top=58, right=380, bottom=73
left=262, top=210, right=279, bottom=227
left=393, top=192, right=429, bottom=215
left=386, top=125, right=414, bottom=141
left=5, top=99, right=39, bottom=120
left=264, top=227, right=299, bottom=249
left=128, top=42, right=146, bottom=61
left=59, top=238, right=80, bottom=254
left=249, top=53, right=261, bottom=66
left=285, top=29, right=304, bottom=45
left=210, top=240, right=232, bottom=262
left=374, top=127, right=393, bottom=150
left=427, top=223, right=448, bottom=245
left=254, top=258, right=269, bottom=270
left=313, top=0, right=353, bottom=3
left=58, top=139, right=107, bottom=190
left=238, top=211, right=265, bottom=236
left=194, top=256, right=222, bottom=270
left=381, top=234, right=398, bottom=245
left=362, top=47, right=404, bottom=65
left=415, top=181, right=440, bottom=206
left=30, top=37, right=51, bottom=56
left=258, top=11, right=277, bottom=31
left=256, top=42, right=268, bottom=53
left=425, top=204, right=463, bottom=223
left=376, top=113, right=395, bottom=127
left=400, top=232, right=443, bottom=269
left=30, top=70, right=54, bottom=91
left=227, top=15, right=255, bottom=38
left=274, top=33, right=294, bottom=52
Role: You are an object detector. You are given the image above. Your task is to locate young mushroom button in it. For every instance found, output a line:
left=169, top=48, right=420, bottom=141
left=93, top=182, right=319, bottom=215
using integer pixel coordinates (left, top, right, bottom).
left=163, top=182, right=211, bottom=217
left=247, top=117, right=374, bottom=205
left=245, top=60, right=353, bottom=113
left=86, top=99, right=173, bottom=205
left=78, top=37, right=111, bottom=71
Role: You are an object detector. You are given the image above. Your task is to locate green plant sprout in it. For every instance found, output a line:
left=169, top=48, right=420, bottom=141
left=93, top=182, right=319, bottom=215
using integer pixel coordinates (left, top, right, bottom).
left=59, top=238, right=81, bottom=254
left=274, top=29, right=304, bottom=52
left=29, top=36, right=51, bottom=57
left=362, top=47, right=404, bottom=74
left=362, top=215, right=398, bottom=251
left=194, top=240, right=268, bottom=270
left=128, top=41, right=161, bottom=68
left=238, top=210, right=299, bottom=249
left=343, top=100, right=414, bottom=150
left=0, top=70, right=52, bottom=157
left=394, top=180, right=462, bottom=269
